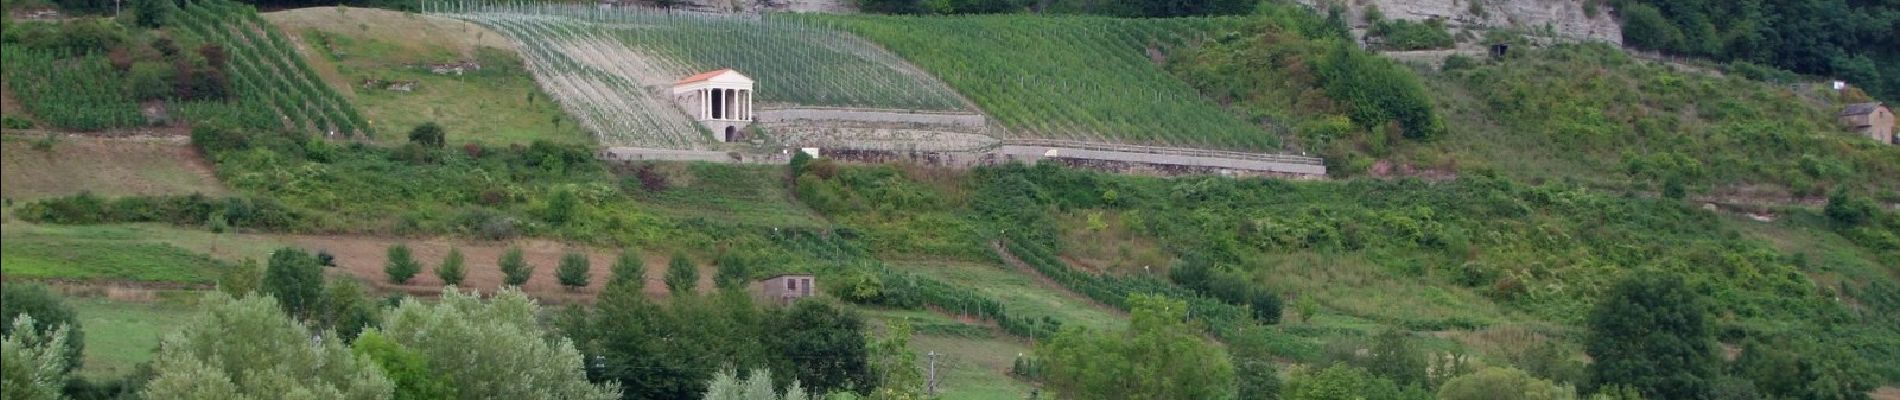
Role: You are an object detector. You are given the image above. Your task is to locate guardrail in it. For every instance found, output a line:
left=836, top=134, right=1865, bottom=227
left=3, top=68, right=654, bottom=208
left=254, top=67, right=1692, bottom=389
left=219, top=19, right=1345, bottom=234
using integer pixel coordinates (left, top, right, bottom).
left=1000, top=139, right=1325, bottom=166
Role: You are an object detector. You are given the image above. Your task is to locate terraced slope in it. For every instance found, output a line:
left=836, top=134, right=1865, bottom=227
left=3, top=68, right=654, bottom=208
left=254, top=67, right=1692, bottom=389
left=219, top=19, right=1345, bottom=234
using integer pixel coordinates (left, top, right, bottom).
left=808, top=14, right=1279, bottom=151
left=436, top=4, right=974, bottom=148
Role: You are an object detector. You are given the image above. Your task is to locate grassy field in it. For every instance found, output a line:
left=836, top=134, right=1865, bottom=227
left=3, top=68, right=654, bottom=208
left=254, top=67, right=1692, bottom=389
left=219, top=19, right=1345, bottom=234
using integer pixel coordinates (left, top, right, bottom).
left=627, top=163, right=827, bottom=228
left=0, top=137, right=227, bottom=202
left=265, top=7, right=591, bottom=146
left=812, top=14, right=1274, bottom=151
left=889, top=259, right=1125, bottom=332
left=69, top=296, right=201, bottom=379
left=0, top=223, right=236, bottom=284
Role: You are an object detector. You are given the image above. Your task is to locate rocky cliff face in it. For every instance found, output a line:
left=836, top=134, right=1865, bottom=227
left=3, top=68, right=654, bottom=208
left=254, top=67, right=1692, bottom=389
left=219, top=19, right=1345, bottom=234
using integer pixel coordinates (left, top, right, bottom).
left=1305, top=0, right=1622, bottom=46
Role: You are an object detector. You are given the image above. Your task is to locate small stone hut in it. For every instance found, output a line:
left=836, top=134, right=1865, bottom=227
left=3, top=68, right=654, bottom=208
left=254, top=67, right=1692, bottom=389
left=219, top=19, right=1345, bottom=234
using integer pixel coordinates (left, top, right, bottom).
left=671, top=68, right=755, bottom=142
left=758, top=273, right=815, bottom=305
left=1839, top=102, right=1894, bottom=144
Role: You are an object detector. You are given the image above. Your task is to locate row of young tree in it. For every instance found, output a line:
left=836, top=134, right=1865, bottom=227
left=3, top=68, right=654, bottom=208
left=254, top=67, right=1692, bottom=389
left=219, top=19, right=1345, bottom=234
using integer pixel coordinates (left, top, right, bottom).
left=1, top=244, right=932, bottom=399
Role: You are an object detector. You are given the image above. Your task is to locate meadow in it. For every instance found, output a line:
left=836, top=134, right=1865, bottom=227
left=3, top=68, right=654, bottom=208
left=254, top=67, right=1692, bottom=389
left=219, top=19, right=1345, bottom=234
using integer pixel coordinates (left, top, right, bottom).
left=70, top=297, right=200, bottom=379
left=0, top=224, right=232, bottom=284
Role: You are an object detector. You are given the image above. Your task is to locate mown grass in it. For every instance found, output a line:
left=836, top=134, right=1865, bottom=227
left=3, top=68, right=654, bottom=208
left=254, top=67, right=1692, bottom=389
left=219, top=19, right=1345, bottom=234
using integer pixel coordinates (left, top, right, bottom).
left=70, top=296, right=201, bottom=379
left=266, top=7, right=590, bottom=146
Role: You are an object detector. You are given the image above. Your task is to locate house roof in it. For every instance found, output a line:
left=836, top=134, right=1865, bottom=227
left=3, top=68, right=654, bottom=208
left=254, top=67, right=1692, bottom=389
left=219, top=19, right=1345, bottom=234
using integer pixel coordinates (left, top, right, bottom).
left=766, top=273, right=814, bottom=279
left=676, top=68, right=737, bottom=85
left=1841, top=102, right=1885, bottom=116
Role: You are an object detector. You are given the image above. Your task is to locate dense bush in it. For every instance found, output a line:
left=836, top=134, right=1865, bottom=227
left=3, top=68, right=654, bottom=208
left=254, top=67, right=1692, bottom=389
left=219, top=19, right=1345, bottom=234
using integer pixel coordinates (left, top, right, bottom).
left=1367, top=17, right=1454, bottom=51
left=1448, top=44, right=1900, bottom=195
left=1170, top=4, right=1442, bottom=161
left=17, top=192, right=298, bottom=230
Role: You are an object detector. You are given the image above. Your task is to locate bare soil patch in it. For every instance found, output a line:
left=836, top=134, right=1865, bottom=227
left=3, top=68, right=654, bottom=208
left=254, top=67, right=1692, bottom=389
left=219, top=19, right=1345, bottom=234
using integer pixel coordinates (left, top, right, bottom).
left=287, top=235, right=717, bottom=303
left=1874, top=387, right=1900, bottom=400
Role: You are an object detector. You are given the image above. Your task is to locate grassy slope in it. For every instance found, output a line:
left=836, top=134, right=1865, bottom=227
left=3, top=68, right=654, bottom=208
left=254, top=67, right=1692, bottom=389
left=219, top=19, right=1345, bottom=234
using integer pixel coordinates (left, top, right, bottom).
left=0, top=223, right=240, bottom=283
left=1411, top=46, right=1900, bottom=197
left=264, top=7, right=590, bottom=146
left=889, top=259, right=1126, bottom=332
left=0, top=137, right=227, bottom=201
left=628, top=163, right=827, bottom=228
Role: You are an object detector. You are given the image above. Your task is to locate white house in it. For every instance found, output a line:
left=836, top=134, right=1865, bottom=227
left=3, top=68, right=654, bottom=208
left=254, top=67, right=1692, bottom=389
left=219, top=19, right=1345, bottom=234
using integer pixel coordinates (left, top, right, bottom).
left=671, top=68, right=754, bottom=142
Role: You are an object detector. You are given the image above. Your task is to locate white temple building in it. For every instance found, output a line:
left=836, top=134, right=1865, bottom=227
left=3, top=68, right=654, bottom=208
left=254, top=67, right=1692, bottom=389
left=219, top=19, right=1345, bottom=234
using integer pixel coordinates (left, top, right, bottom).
left=671, top=68, right=754, bottom=142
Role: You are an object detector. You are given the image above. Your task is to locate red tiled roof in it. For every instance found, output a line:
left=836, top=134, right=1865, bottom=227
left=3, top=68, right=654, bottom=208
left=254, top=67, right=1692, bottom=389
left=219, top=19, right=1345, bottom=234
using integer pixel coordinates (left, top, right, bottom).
left=675, top=68, right=734, bottom=85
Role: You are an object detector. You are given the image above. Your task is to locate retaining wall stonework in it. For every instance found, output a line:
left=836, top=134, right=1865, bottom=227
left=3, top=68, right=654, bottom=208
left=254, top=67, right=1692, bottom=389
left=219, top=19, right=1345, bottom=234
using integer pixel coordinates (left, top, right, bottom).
left=1304, top=0, right=1622, bottom=46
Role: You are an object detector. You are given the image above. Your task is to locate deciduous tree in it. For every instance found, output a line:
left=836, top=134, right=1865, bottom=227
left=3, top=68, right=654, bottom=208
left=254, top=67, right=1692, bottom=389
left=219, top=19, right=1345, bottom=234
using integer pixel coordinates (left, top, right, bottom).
left=1, top=316, right=73, bottom=400
left=1, top=283, right=83, bottom=373
left=1039, top=294, right=1234, bottom=399
left=140, top=294, right=394, bottom=399
left=1585, top=273, right=1717, bottom=399
left=1437, top=367, right=1576, bottom=400
left=263, top=247, right=325, bottom=320
left=369, top=288, right=618, bottom=400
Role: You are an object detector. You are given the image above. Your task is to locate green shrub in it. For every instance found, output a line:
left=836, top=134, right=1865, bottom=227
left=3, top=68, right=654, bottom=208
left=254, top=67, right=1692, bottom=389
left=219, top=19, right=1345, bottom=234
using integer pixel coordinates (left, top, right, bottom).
left=557, top=251, right=591, bottom=290
left=407, top=122, right=445, bottom=148
left=437, top=248, right=466, bottom=286
left=499, top=247, right=531, bottom=286
left=1437, top=367, right=1575, bottom=400
left=666, top=252, right=698, bottom=295
left=384, top=244, right=421, bottom=284
left=609, top=250, right=645, bottom=286
left=1369, top=18, right=1454, bottom=50
left=0, top=116, right=31, bottom=129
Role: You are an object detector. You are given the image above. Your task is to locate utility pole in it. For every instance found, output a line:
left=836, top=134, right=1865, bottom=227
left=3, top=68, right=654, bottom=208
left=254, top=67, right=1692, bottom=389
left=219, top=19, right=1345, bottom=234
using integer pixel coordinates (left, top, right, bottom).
left=926, top=351, right=940, bottom=396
